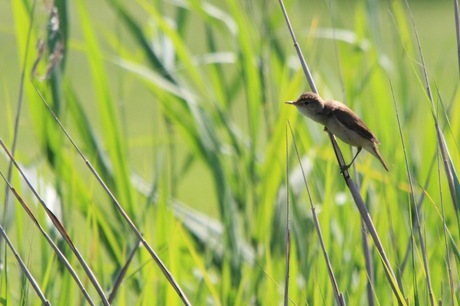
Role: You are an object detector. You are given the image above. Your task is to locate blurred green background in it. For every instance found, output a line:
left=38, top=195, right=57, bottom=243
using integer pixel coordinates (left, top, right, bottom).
left=0, top=0, right=459, bottom=305
left=1, top=0, right=456, bottom=214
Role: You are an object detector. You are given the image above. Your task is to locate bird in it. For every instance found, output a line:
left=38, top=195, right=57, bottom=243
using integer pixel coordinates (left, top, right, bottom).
left=286, top=92, right=389, bottom=172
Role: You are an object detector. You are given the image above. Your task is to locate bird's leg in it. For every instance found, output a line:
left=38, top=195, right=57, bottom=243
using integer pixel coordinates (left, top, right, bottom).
left=341, top=147, right=362, bottom=172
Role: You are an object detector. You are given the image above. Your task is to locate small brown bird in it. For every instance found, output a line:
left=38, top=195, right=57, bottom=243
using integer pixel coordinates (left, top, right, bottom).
left=286, top=92, right=389, bottom=171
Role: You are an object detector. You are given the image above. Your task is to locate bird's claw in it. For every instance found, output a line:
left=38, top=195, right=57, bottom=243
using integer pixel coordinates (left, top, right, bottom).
left=340, top=164, right=351, bottom=174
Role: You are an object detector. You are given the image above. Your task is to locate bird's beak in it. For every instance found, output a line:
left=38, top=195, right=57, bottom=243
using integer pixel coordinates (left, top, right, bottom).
left=285, top=101, right=295, bottom=105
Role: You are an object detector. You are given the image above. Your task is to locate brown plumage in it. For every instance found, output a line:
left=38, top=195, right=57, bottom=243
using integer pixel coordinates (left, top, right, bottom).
left=286, top=92, right=389, bottom=171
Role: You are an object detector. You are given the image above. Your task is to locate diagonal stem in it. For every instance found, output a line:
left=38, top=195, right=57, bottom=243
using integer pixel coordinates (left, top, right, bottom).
left=278, top=1, right=406, bottom=304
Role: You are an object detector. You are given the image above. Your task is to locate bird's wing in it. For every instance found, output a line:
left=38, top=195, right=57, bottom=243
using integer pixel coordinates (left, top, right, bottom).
left=326, top=101, right=380, bottom=143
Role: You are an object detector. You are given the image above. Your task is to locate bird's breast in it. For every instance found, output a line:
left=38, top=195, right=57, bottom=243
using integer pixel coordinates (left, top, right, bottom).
left=299, top=109, right=326, bottom=125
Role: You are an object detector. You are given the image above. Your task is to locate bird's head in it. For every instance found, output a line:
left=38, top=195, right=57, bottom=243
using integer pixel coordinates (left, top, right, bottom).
left=285, top=92, right=325, bottom=119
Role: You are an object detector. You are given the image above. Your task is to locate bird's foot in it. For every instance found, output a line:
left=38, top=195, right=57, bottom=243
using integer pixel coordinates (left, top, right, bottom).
left=340, top=164, right=350, bottom=174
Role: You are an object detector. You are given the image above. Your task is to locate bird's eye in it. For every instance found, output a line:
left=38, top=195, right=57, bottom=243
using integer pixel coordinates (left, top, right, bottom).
left=303, top=100, right=309, bottom=105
